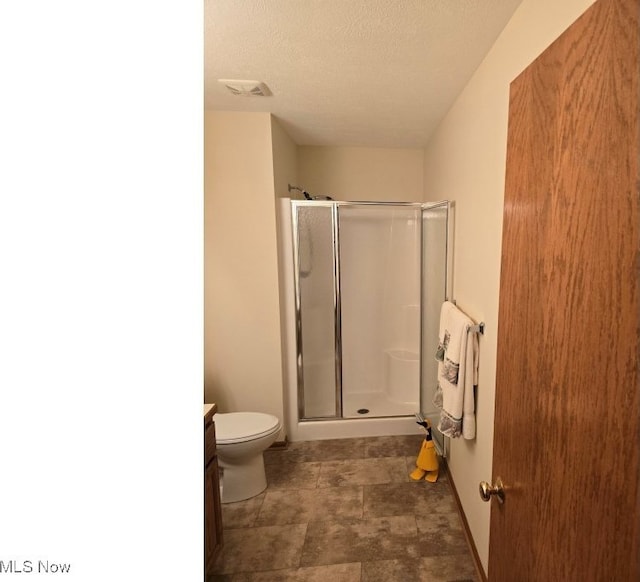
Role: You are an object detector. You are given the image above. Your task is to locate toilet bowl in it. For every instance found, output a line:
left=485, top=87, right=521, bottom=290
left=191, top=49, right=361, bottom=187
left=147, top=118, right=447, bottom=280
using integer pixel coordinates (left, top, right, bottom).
left=215, top=412, right=281, bottom=503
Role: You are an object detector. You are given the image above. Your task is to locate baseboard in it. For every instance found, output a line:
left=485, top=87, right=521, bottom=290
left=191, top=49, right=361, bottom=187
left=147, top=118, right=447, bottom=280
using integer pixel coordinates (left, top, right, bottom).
left=442, top=460, right=488, bottom=582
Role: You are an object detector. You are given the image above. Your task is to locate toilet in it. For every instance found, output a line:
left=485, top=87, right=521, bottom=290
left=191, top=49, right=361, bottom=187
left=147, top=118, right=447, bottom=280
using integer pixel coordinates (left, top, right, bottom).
left=214, top=412, right=281, bottom=503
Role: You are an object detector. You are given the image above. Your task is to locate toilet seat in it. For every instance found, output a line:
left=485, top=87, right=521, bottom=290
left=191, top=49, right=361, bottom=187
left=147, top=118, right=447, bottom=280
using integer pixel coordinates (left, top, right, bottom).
left=215, top=412, right=280, bottom=444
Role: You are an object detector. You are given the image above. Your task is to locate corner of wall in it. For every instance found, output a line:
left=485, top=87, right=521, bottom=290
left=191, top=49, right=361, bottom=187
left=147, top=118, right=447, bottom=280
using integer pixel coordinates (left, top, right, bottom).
left=270, top=114, right=299, bottom=441
left=422, top=147, right=429, bottom=202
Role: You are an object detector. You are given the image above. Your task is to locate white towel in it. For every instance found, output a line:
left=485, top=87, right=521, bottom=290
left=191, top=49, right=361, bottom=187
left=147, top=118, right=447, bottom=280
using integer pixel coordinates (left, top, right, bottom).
left=433, top=301, right=479, bottom=439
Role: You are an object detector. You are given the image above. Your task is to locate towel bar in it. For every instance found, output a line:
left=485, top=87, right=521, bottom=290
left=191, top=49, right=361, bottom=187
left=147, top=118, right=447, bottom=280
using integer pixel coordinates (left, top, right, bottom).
left=469, top=322, right=485, bottom=335
left=447, top=299, right=484, bottom=334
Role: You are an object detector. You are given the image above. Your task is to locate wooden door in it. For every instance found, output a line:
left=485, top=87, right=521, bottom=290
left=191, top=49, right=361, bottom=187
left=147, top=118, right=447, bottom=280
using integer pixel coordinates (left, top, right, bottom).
left=490, top=0, right=639, bottom=579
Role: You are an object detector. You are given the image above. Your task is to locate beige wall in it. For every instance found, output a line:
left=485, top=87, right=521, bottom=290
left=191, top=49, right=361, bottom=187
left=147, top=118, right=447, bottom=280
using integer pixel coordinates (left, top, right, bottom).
left=204, top=111, right=285, bottom=434
left=299, top=146, right=424, bottom=202
left=270, top=116, right=299, bottom=438
left=422, top=0, right=596, bottom=574
left=271, top=116, right=298, bottom=200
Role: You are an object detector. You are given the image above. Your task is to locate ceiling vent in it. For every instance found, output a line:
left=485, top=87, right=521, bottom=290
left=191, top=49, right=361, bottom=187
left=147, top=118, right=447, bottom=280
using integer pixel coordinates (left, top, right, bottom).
left=218, top=79, right=272, bottom=97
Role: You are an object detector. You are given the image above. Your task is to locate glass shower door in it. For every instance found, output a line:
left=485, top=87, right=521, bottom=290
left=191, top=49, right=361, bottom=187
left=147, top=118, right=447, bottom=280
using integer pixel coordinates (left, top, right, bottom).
left=293, top=203, right=340, bottom=419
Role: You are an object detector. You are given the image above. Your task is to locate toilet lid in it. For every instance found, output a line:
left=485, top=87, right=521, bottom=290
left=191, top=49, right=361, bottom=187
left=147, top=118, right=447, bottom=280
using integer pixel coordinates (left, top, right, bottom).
left=215, top=412, right=281, bottom=444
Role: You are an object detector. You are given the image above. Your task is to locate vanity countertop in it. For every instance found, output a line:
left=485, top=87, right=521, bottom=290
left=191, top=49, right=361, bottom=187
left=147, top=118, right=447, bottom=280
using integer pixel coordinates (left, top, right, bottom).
left=204, top=403, right=217, bottom=424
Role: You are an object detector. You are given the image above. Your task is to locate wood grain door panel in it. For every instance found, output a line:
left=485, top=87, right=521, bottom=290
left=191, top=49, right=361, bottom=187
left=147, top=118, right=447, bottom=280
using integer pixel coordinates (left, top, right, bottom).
left=491, top=0, right=639, bottom=579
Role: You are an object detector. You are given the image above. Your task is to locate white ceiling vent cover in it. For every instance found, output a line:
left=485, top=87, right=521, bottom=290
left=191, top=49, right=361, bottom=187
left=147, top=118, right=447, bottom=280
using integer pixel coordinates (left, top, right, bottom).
left=218, top=79, right=272, bottom=97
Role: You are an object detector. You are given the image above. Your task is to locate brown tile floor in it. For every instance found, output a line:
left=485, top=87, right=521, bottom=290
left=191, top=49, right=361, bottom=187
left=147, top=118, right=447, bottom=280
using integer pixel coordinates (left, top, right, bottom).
left=209, top=435, right=479, bottom=582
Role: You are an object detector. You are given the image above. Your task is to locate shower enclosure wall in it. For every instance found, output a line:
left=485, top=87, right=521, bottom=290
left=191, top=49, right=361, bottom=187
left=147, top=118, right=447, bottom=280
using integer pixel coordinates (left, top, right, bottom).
left=279, top=199, right=450, bottom=452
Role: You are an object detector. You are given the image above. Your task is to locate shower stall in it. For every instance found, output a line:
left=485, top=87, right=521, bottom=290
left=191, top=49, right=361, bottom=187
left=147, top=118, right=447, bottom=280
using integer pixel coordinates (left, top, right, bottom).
left=279, top=199, right=451, bottom=453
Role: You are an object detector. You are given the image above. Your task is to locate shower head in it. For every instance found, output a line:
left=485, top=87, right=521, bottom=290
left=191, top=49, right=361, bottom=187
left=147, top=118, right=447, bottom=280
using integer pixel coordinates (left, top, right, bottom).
left=288, top=184, right=333, bottom=201
left=288, top=184, right=312, bottom=199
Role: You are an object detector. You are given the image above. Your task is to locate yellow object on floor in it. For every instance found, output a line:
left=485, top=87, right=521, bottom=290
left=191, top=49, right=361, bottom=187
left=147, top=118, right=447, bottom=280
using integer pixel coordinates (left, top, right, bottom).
left=410, top=419, right=439, bottom=482
left=409, top=467, right=426, bottom=481
left=424, top=469, right=439, bottom=483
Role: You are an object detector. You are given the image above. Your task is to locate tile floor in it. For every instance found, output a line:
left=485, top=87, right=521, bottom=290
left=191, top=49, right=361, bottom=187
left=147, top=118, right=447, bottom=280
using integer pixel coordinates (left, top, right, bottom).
left=209, top=435, right=479, bottom=582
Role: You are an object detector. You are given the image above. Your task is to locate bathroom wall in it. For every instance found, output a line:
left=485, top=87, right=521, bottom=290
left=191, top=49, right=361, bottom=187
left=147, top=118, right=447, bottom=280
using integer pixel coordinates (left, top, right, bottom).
left=271, top=116, right=298, bottom=199
left=271, top=116, right=299, bottom=437
left=421, top=0, right=596, bottom=573
left=298, top=146, right=424, bottom=202
left=204, top=111, right=285, bottom=436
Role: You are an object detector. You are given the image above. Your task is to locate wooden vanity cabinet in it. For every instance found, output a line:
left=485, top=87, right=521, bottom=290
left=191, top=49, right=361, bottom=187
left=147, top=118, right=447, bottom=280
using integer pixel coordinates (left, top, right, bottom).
left=204, top=407, right=223, bottom=574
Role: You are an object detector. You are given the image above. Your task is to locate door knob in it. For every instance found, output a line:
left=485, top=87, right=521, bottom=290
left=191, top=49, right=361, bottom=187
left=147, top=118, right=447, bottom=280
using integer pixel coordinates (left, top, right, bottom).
left=479, top=477, right=505, bottom=503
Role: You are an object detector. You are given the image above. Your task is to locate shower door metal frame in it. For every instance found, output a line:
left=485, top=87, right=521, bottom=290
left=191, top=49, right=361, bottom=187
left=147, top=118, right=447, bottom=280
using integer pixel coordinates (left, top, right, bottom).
left=292, top=199, right=452, bottom=424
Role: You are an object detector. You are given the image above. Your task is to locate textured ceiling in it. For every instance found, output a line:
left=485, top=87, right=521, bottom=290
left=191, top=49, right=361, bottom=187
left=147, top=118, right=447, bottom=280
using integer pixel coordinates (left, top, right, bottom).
left=205, top=0, right=524, bottom=148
